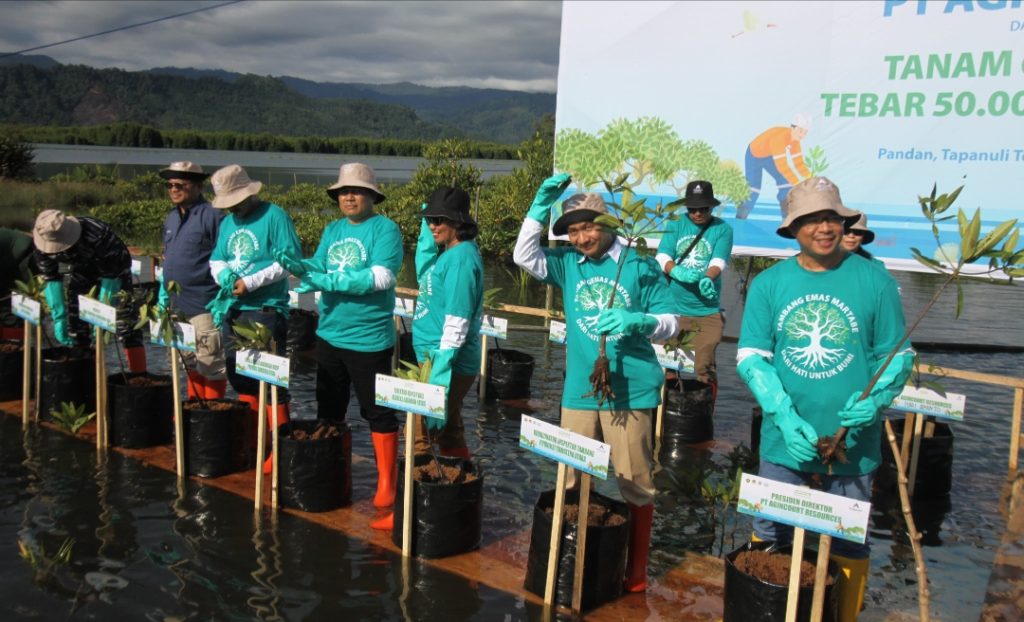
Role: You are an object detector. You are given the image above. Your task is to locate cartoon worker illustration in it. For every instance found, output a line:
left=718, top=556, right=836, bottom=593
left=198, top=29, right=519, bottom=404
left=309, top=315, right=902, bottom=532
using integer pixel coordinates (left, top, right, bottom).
left=737, top=114, right=812, bottom=219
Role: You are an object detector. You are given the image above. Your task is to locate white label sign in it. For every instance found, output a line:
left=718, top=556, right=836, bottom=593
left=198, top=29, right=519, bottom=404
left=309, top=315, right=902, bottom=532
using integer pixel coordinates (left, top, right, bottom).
left=393, top=297, right=416, bottom=319
left=154, top=265, right=164, bottom=281
left=891, top=385, right=966, bottom=422
left=131, top=259, right=141, bottom=277
left=235, top=349, right=290, bottom=388
left=148, top=320, right=197, bottom=352
left=11, top=293, right=41, bottom=325
left=651, top=343, right=696, bottom=374
left=737, top=473, right=871, bottom=544
left=374, top=373, right=446, bottom=420
left=77, top=295, right=117, bottom=333
left=519, top=415, right=610, bottom=480
left=479, top=314, right=508, bottom=340
left=548, top=320, right=566, bottom=345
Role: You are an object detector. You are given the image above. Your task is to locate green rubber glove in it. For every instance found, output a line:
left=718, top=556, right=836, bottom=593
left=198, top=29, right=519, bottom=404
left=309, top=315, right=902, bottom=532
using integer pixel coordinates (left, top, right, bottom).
left=299, top=269, right=375, bottom=295
left=98, top=277, right=121, bottom=305
left=274, top=248, right=325, bottom=277
left=425, top=348, right=457, bottom=431
left=217, top=269, right=239, bottom=291
left=698, top=276, right=718, bottom=300
left=205, top=289, right=235, bottom=328
left=43, top=280, right=74, bottom=346
left=526, top=173, right=572, bottom=225
left=670, top=266, right=703, bottom=283
left=596, top=308, right=658, bottom=337
left=156, top=272, right=170, bottom=312
left=838, top=351, right=914, bottom=429
left=737, top=355, right=819, bottom=463
left=415, top=203, right=439, bottom=279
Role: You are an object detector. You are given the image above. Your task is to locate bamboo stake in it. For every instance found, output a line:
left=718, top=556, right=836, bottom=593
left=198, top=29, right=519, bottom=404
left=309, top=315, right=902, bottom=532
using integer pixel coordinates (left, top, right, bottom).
left=884, top=418, right=930, bottom=620
left=544, top=462, right=568, bottom=605
left=21, top=319, right=30, bottom=427
left=402, top=412, right=416, bottom=557
left=95, top=326, right=104, bottom=451
left=899, top=413, right=915, bottom=474
left=571, top=473, right=591, bottom=614
left=907, top=412, right=926, bottom=498
left=479, top=334, right=489, bottom=402
left=254, top=380, right=267, bottom=511
left=1010, top=388, right=1022, bottom=474
left=810, top=535, right=832, bottom=621
left=171, top=348, right=184, bottom=478
left=34, top=323, right=41, bottom=422
left=271, top=384, right=279, bottom=510
left=784, top=527, right=807, bottom=622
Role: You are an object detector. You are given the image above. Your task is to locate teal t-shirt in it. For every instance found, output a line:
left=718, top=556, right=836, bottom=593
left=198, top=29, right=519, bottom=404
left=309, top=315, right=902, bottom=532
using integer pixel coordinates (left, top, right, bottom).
left=659, top=216, right=733, bottom=316
left=544, top=245, right=675, bottom=410
left=412, top=240, right=484, bottom=375
left=738, top=253, right=908, bottom=475
left=314, top=214, right=403, bottom=352
left=211, top=202, right=301, bottom=311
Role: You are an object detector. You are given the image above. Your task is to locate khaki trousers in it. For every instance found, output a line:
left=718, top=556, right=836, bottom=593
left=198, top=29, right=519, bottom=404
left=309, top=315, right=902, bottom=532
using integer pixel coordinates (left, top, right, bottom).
left=187, top=312, right=226, bottom=380
left=561, top=407, right=656, bottom=506
left=678, top=313, right=724, bottom=385
left=414, top=372, right=477, bottom=454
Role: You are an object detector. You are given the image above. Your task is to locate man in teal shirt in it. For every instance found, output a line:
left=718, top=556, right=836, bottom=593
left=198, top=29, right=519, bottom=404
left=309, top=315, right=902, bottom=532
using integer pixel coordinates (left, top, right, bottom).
left=275, top=163, right=403, bottom=529
left=514, top=176, right=678, bottom=593
left=656, top=180, right=734, bottom=401
left=208, top=164, right=302, bottom=474
left=736, top=176, right=914, bottom=622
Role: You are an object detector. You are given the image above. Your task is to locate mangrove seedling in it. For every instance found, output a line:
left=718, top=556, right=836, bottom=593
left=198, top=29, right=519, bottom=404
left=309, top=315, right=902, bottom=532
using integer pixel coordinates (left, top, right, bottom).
left=231, top=319, right=274, bottom=353
left=394, top=358, right=449, bottom=482
left=18, top=537, right=74, bottom=584
left=15, top=274, right=57, bottom=349
left=50, top=401, right=95, bottom=435
left=133, top=281, right=205, bottom=403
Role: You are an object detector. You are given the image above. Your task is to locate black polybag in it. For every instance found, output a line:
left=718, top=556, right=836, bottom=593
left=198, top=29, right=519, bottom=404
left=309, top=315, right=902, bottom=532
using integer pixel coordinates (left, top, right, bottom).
left=286, top=308, right=318, bottom=354
left=0, top=339, right=24, bottom=401
left=278, top=419, right=352, bottom=512
left=485, top=348, right=535, bottom=400
left=724, top=541, right=839, bottom=622
left=662, top=377, right=714, bottom=445
left=522, top=489, right=629, bottom=611
left=39, top=347, right=95, bottom=421
left=391, top=454, right=483, bottom=558
left=183, top=398, right=249, bottom=478
left=107, top=372, right=173, bottom=448
left=876, top=418, right=953, bottom=497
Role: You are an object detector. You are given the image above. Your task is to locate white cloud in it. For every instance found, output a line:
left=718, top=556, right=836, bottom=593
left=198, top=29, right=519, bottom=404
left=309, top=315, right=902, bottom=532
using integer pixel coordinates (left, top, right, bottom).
left=0, top=0, right=563, bottom=92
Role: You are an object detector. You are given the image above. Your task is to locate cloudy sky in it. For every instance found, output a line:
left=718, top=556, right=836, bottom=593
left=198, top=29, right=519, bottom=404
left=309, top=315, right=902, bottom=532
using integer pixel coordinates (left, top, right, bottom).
left=0, top=0, right=563, bottom=92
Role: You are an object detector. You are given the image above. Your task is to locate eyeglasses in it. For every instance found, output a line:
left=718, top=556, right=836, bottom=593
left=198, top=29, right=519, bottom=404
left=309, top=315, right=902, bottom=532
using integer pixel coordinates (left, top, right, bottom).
left=796, top=213, right=846, bottom=228
left=165, top=182, right=191, bottom=190
left=425, top=216, right=449, bottom=226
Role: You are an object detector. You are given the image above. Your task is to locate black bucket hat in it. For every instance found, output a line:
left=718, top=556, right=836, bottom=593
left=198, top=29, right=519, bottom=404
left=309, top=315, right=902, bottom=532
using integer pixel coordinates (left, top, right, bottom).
left=682, top=180, right=721, bottom=209
left=421, top=187, right=475, bottom=225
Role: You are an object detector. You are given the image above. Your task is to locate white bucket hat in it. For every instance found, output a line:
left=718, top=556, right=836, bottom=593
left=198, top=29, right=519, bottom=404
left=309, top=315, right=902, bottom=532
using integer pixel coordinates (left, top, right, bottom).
left=33, top=209, right=82, bottom=253
left=211, top=164, right=262, bottom=209
left=159, top=161, right=209, bottom=181
left=777, top=177, right=860, bottom=239
left=326, top=163, right=385, bottom=203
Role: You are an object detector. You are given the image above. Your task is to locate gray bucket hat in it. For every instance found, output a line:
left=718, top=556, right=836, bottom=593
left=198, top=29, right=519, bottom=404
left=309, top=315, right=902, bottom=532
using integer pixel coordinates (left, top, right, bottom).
left=777, top=177, right=860, bottom=239
left=327, top=163, right=385, bottom=203
left=552, top=193, right=618, bottom=236
left=211, top=165, right=263, bottom=209
left=847, top=213, right=875, bottom=244
left=33, top=209, right=82, bottom=253
left=159, top=161, right=209, bottom=182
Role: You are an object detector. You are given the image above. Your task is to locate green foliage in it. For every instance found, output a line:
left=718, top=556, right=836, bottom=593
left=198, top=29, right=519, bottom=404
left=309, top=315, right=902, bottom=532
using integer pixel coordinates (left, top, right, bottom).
left=89, top=198, right=166, bottom=254
left=0, top=132, right=35, bottom=179
left=395, top=357, right=432, bottom=382
left=134, top=280, right=180, bottom=340
left=482, top=287, right=503, bottom=309
left=18, top=537, right=74, bottom=584
left=14, top=274, right=46, bottom=305
left=262, top=182, right=339, bottom=254
left=805, top=144, right=829, bottom=176
left=50, top=401, right=95, bottom=435
left=231, top=319, right=274, bottom=352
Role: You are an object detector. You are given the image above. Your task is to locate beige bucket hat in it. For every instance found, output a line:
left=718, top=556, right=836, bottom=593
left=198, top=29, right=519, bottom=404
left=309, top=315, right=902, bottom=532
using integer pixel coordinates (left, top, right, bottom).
left=211, top=164, right=263, bottom=209
left=326, top=163, right=385, bottom=203
left=777, top=177, right=860, bottom=239
left=33, top=209, right=82, bottom=253
left=552, top=193, right=619, bottom=236
left=159, top=161, right=209, bottom=181
left=847, top=213, right=876, bottom=244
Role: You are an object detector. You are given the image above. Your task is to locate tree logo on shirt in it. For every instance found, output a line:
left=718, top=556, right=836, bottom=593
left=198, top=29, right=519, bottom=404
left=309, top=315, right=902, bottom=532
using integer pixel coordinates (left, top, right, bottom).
left=573, top=276, right=630, bottom=342
left=413, top=266, right=434, bottom=321
left=326, top=238, right=367, bottom=272
left=778, top=294, right=859, bottom=379
left=675, top=236, right=711, bottom=269
left=226, top=229, right=260, bottom=275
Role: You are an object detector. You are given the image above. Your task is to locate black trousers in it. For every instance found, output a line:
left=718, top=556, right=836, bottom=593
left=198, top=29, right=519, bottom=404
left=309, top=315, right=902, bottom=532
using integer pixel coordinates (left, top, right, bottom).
left=223, top=308, right=290, bottom=402
left=315, top=336, right=398, bottom=434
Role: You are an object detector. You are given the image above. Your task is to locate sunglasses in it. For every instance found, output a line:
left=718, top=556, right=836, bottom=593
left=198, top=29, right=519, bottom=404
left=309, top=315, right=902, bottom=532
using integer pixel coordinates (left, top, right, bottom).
left=165, top=182, right=191, bottom=190
left=425, top=216, right=450, bottom=226
left=687, top=206, right=711, bottom=213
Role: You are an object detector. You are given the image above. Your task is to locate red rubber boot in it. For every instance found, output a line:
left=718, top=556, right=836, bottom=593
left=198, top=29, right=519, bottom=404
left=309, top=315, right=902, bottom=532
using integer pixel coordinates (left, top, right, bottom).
left=624, top=503, right=655, bottom=592
left=125, top=346, right=147, bottom=373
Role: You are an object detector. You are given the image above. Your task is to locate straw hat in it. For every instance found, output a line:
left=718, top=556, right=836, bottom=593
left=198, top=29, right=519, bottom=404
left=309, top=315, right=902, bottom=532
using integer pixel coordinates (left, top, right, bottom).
left=33, top=209, right=82, bottom=253
left=847, top=213, right=875, bottom=244
left=326, top=163, right=385, bottom=203
left=158, top=161, right=209, bottom=182
left=210, top=165, right=262, bottom=209
left=552, top=193, right=618, bottom=236
left=776, top=177, right=859, bottom=239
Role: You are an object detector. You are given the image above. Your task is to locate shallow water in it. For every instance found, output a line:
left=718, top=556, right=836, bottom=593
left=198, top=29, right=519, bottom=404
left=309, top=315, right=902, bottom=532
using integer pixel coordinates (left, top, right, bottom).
left=2, top=267, right=1021, bottom=620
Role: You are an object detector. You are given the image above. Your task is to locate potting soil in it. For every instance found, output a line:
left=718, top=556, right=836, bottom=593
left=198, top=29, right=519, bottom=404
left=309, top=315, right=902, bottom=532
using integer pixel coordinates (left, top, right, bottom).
left=732, top=549, right=831, bottom=588
left=412, top=458, right=477, bottom=484
left=289, top=422, right=342, bottom=440
left=543, top=501, right=628, bottom=527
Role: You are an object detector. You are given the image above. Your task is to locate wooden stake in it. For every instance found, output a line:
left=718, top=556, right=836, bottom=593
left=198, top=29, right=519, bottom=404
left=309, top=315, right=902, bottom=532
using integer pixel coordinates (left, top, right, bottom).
left=1009, top=387, right=1022, bottom=474
left=571, top=473, right=591, bottom=614
left=784, top=527, right=807, bottom=622
left=254, top=380, right=267, bottom=510
left=95, top=326, right=104, bottom=450
left=271, top=384, right=279, bottom=510
left=34, top=323, right=41, bottom=422
left=478, top=334, right=489, bottom=402
left=908, top=411, right=926, bottom=498
left=171, top=348, right=185, bottom=479
left=810, top=534, right=832, bottom=621
left=21, top=319, right=30, bottom=427
left=544, top=462, right=568, bottom=605
left=899, top=412, right=915, bottom=473
left=402, top=412, right=416, bottom=557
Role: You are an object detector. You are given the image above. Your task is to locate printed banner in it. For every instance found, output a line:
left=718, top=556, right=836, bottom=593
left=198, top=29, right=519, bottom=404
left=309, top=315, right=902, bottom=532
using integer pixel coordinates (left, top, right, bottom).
left=549, top=320, right=567, bottom=345
left=393, top=297, right=416, bottom=319
left=77, top=295, right=117, bottom=333
left=374, top=373, right=446, bottom=419
left=480, top=315, right=509, bottom=340
left=11, top=293, right=40, bottom=325
left=235, top=349, right=290, bottom=388
left=891, top=384, right=966, bottom=422
left=148, top=320, right=197, bottom=352
left=519, top=415, right=610, bottom=479
left=651, top=343, right=696, bottom=374
left=556, top=1, right=1024, bottom=271
left=738, top=473, right=871, bottom=544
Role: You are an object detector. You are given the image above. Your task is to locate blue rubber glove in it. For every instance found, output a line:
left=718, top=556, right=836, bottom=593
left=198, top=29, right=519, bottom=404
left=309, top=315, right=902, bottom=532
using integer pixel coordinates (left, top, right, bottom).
left=44, top=280, right=74, bottom=346
left=156, top=273, right=170, bottom=312
left=216, top=269, right=239, bottom=291
left=670, top=266, right=703, bottom=283
left=526, top=173, right=572, bottom=225
left=299, top=269, right=375, bottom=295
left=596, top=308, right=658, bottom=337
left=98, top=277, right=121, bottom=305
left=698, top=276, right=717, bottom=300
left=738, top=355, right=819, bottom=463
left=414, top=203, right=439, bottom=280
left=274, top=248, right=325, bottom=277
left=838, top=351, right=915, bottom=429
left=425, top=348, right=457, bottom=431
left=205, top=290, right=235, bottom=328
